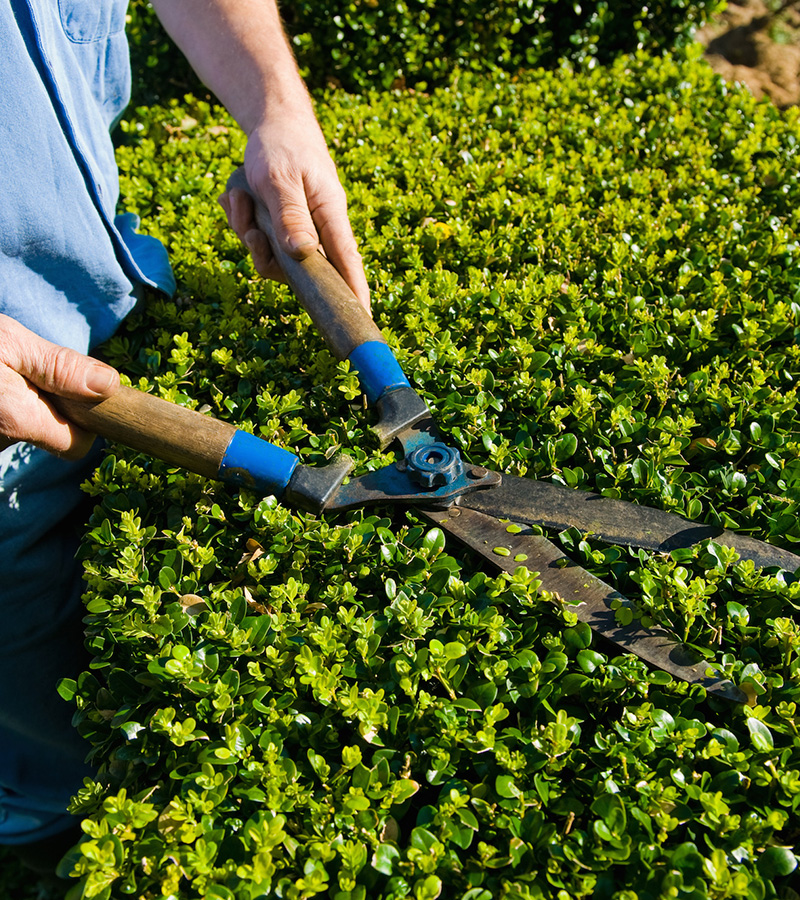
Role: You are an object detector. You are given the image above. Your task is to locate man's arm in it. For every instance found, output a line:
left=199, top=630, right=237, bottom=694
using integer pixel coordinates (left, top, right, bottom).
left=0, top=315, right=119, bottom=458
left=150, top=0, right=371, bottom=311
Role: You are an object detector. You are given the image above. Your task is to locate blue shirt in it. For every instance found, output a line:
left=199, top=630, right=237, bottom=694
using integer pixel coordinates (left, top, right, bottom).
left=0, top=0, right=175, bottom=845
left=0, top=0, right=174, bottom=355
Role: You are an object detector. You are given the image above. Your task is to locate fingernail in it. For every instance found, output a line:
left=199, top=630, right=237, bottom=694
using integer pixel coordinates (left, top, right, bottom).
left=289, top=233, right=318, bottom=255
left=85, top=363, right=117, bottom=396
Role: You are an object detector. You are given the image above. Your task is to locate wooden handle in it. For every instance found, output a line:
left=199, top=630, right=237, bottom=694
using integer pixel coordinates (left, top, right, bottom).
left=226, top=166, right=383, bottom=360
left=54, top=385, right=235, bottom=479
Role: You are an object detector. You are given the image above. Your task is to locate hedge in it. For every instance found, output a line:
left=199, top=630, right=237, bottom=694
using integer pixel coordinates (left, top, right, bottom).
left=125, top=0, right=725, bottom=102
left=38, top=49, right=800, bottom=900
left=279, top=0, right=724, bottom=91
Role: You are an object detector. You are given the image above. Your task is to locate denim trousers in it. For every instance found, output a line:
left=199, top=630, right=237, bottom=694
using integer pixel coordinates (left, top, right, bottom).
left=0, top=443, right=100, bottom=844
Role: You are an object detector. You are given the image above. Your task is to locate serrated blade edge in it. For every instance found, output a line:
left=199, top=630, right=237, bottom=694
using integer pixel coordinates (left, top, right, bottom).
left=463, top=476, right=800, bottom=573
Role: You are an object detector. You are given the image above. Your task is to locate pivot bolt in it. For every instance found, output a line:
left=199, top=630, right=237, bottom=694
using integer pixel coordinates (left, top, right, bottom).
left=405, top=442, right=464, bottom=489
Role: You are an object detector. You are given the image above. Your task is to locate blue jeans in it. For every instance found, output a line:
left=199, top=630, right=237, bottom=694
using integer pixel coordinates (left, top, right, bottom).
left=0, top=443, right=99, bottom=844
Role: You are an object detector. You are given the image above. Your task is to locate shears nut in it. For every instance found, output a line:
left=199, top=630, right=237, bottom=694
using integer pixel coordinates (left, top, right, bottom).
left=405, top=442, right=465, bottom=489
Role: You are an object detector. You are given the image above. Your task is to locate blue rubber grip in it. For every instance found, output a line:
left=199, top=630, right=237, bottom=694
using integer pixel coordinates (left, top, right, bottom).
left=218, top=430, right=299, bottom=496
left=347, top=341, right=411, bottom=405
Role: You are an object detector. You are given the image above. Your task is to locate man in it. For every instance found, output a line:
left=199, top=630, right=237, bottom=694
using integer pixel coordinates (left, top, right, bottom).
left=0, top=0, right=370, bottom=869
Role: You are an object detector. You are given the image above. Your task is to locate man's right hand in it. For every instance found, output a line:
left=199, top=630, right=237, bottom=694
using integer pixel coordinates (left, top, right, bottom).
left=0, top=314, right=119, bottom=459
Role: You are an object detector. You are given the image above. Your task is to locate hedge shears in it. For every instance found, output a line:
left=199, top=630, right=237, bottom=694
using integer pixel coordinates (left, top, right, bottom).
left=59, top=169, right=800, bottom=704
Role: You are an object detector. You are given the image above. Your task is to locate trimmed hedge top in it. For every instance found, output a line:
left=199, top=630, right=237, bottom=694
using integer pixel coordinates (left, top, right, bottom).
left=62, top=51, right=800, bottom=900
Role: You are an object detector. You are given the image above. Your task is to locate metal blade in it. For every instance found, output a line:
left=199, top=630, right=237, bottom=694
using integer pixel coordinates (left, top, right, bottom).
left=422, top=505, right=747, bottom=703
left=325, top=463, right=500, bottom=512
left=464, top=476, right=800, bottom=573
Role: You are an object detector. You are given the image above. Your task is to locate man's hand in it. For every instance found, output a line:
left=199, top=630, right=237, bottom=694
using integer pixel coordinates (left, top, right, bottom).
left=0, top=315, right=119, bottom=459
left=219, top=116, right=371, bottom=312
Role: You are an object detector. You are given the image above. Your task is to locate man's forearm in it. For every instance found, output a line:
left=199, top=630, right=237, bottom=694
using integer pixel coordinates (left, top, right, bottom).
left=149, top=0, right=310, bottom=135
left=151, top=0, right=373, bottom=311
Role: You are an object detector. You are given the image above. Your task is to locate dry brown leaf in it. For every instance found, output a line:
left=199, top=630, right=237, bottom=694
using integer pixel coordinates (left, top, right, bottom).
left=179, top=594, right=208, bottom=617
left=380, top=816, right=400, bottom=843
left=243, top=586, right=270, bottom=615
left=685, top=437, right=718, bottom=459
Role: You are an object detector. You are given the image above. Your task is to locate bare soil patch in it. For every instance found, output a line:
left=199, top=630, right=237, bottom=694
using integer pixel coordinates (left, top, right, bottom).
left=698, top=0, right=800, bottom=107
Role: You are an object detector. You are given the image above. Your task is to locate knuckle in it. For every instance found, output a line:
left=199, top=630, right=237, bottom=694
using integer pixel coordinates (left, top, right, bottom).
left=230, top=189, right=256, bottom=234
left=334, top=237, right=364, bottom=265
left=310, top=183, right=348, bottom=214
left=278, top=201, right=313, bottom=231
left=0, top=315, right=21, bottom=364
left=0, top=359, right=82, bottom=456
left=0, top=368, right=27, bottom=444
left=46, top=345, right=84, bottom=393
left=257, top=162, right=301, bottom=206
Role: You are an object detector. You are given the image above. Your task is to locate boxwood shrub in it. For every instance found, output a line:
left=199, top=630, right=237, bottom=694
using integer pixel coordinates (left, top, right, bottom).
left=53, top=51, right=800, bottom=899
left=280, top=0, right=723, bottom=91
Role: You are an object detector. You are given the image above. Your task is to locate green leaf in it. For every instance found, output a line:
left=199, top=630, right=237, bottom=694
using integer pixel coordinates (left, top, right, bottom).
left=372, top=843, right=400, bottom=876
left=414, top=875, right=442, bottom=900
left=444, top=641, right=467, bottom=659
left=422, top=528, right=446, bottom=557
left=467, top=681, right=498, bottom=708
left=591, top=794, right=627, bottom=837
left=158, top=566, right=177, bottom=590
left=205, top=887, right=236, bottom=900
left=747, top=718, right=774, bottom=752
left=57, top=678, right=77, bottom=702
left=563, top=623, right=592, bottom=651
left=757, top=847, right=798, bottom=877
left=496, top=775, right=521, bottom=799
left=577, top=649, right=605, bottom=674
left=452, top=698, right=482, bottom=712
left=410, top=827, right=439, bottom=853
left=555, top=433, right=578, bottom=461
